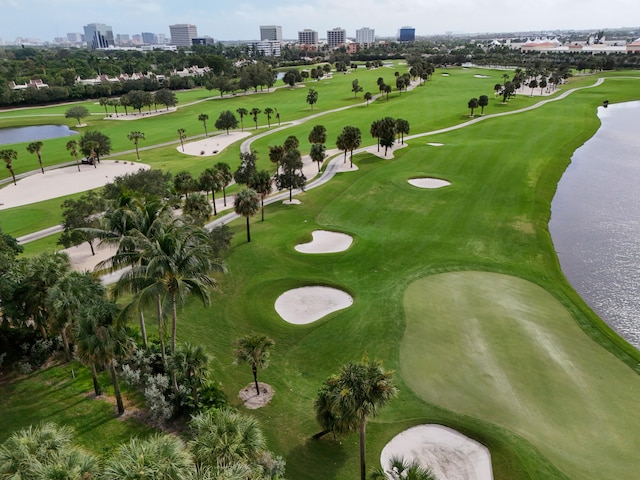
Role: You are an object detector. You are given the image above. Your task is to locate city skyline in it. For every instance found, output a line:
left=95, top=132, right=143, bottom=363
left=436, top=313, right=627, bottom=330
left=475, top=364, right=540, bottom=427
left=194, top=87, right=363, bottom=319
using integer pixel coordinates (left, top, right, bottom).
left=1, top=0, right=638, bottom=44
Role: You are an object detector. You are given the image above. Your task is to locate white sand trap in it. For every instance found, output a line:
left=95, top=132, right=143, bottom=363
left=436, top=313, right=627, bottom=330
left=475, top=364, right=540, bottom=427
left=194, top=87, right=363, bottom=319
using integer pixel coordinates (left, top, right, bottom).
left=0, top=161, right=150, bottom=210
left=275, top=286, right=353, bottom=324
left=178, top=131, right=251, bottom=157
left=295, top=230, right=353, bottom=254
left=283, top=199, right=301, bottom=205
left=474, top=74, right=491, bottom=78
left=441, top=73, right=450, bottom=76
left=408, top=178, right=451, bottom=189
left=380, top=425, right=493, bottom=480
left=427, top=143, right=444, bottom=147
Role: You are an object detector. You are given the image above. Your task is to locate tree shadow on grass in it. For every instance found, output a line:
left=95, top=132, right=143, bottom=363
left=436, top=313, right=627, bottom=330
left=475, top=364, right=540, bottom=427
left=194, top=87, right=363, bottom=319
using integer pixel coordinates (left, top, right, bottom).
left=285, top=435, right=350, bottom=479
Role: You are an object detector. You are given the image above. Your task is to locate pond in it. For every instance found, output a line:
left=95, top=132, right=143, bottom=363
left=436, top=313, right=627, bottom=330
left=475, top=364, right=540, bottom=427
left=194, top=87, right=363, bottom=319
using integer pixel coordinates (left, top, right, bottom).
left=0, top=124, right=78, bottom=146
left=550, top=101, right=640, bottom=349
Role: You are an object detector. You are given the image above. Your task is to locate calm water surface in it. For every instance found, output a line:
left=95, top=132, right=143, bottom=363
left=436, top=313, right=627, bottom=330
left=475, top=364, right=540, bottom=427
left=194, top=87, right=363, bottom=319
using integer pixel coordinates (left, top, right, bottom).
left=0, top=125, right=77, bottom=146
left=550, top=101, right=640, bottom=349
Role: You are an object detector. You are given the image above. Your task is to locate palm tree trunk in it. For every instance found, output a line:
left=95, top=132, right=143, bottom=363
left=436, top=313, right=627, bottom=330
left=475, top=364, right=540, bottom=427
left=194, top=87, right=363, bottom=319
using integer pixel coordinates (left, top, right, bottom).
left=157, top=295, right=166, bottom=368
left=109, top=361, right=125, bottom=415
left=139, top=308, right=148, bottom=348
left=61, top=325, right=72, bottom=362
left=253, top=365, right=260, bottom=395
left=359, top=417, right=367, bottom=480
left=312, top=429, right=332, bottom=439
left=212, top=191, right=217, bottom=215
left=246, top=217, right=251, bottom=243
left=90, top=362, right=102, bottom=396
left=171, top=294, right=178, bottom=355
left=261, top=197, right=264, bottom=222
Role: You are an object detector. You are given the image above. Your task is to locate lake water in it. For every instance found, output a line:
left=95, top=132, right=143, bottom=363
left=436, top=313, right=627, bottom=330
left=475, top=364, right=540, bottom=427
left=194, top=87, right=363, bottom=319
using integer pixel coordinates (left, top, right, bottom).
left=0, top=125, right=78, bottom=146
left=550, top=101, right=640, bottom=349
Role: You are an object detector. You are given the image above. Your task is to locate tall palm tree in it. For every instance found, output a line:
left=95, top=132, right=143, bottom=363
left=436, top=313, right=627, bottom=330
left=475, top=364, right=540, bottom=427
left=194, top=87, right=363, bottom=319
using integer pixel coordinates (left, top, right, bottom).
left=248, top=170, right=273, bottom=222
left=395, top=118, right=410, bottom=144
left=66, top=139, right=81, bottom=172
left=170, top=342, right=209, bottom=409
left=26, top=141, right=45, bottom=174
left=199, top=167, right=222, bottom=215
left=234, top=189, right=259, bottom=243
left=310, top=143, right=326, bottom=172
left=308, top=125, right=327, bottom=145
left=316, top=358, right=398, bottom=480
left=268, top=145, right=285, bottom=171
left=263, top=107, right=274, bottom=128
left=0, top=149, right=18, bottom=185
left=189, top=409, right=266, bottom=471
left=198, top=113, right=209, bottom=137
left=214, top=162, right=233, bottom=207
left=306, top=88, right=318, bottom=110
left=127, top=131, right=145, bottom=160
left=250, top=108, right=261, bottom=130
left=233, top=334, right=275, bottom=395
left=468, top=97, right=479, bottom=116
left=46, top=271, right=106, bottom=361
left=177, top=128, right=187, bottom=152
left=74, top=298, right=131, bottom=415
left=236, top=107, right=248, bottom=131
left=102, top=434, right=193, bottom=480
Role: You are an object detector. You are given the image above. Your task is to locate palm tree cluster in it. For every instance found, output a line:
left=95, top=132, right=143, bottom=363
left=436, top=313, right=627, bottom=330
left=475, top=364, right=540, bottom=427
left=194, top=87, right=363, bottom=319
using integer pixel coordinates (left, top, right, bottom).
left=0, top=413, right=287, bottom=480
left=272, top=135, right=306, bottom=202
left=370, top=117, right=410, bottom=155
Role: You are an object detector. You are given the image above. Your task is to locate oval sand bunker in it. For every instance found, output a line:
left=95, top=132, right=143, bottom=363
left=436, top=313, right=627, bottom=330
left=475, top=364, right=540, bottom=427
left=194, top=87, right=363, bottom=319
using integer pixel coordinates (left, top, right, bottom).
left=295, top=230, right=353, bottom=254
left=408, top=178, right=451, bottom=189
left=275, top=286, right=353, bottom=324
left=380, top=425, right=493, bottom=480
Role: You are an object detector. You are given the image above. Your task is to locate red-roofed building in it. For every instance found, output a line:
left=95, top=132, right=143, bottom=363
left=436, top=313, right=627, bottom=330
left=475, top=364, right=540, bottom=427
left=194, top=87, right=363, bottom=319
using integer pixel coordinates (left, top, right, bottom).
left=627, top=39, right=640, bottom=53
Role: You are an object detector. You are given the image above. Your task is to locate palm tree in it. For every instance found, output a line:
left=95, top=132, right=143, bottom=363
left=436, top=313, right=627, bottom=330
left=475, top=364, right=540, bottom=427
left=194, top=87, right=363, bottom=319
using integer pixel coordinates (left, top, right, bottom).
left=337, top=126, right=361, bottom=168
left=26, top=141, right=45, bottom=174
left=74, top=298, right=131, bottom=414
left=102, top=434, right=194, bottom=480
left=250, top=107, right=261, bottom=130
left=178, top=128, right=187, bottom=152
left=268, top=145, right=285, bottom=171
left=234, top=189, right=260, bottom=243
left=66, top=139, right=81, bottom=172
left=248, top=170, right=272, bottom=222
left=170, top=342, right=209, bottom=409
left=234, top=334, right=275, bottom=395
left=189, top=409, right=266, bottom=471
left=0, top=149, right=18, bottom=185
left=0, top=422, right=98, bottom=480
left=306, top=88, right=318, bottom=110
left=127, top=131, right=145, bottom=160
left=198, top=113, right=209, bottom=137
left=468, top=97, right=479, bottom=116
left=364, top=91, right=373, bottom=105
left=308, top=125, right=327, bottom=145
left=46, top=271, right=106, bottom=361
left=99, top=97, right=110, bottom=116
left=395, top=118, right=410, bottom=144
left=236, top=107, right=248, bottom=131
left=264, top=107, right=274, bottom=128
left=310, top=143, right=326, bottom=172
left=478, top=95, right=489, bottom=115
left=199, top=167, right=222, bottom=215
left=372, top=456, right=435, bottom=480
left=214, top=162, right=233, bottom=207
left=316, top=358, right=398, bottom=480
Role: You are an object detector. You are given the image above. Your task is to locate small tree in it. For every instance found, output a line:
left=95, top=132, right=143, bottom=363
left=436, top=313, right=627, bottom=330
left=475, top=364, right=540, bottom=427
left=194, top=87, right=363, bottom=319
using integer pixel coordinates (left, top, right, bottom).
left=478, top=95, right=489, bottom=115
left=264, top=107, right=274, bottom=128
left=308, top=125, right=327, bottom=145
left=306, top=88, right=318, bottom=110
left=234, top=334, right=275, bottom=395
left=58, top=190, right=106, bottom=255
left=352, top=79, right=363, bottom=97
left=468, top=97, right=479, bottom=116
left=66, top=139, right=81, bottom=172
left=214, top=110, right=239, bottom=134
left=250, top=107, right=261, bottom=130
left=177, top=128, right=187, bottom=152
left=0, top=149, right=18, bottom=185
left=364, top=91, right=373, bottom=105
left=236, top=107, right=248, bottom=131
left=215, top=162, right=233, bottom=206
left=26, top=141, right=45, bottom=174
left=310, top=143, right=326, bottom=172
left=395, top=118, right=410, bottom=144
left=234, top=150, right=258, bottom=186
left=248, top=170, right=273, bottom=222
left=274, top=148, right=306, bottom=201
left=64, top=106, right=90, bottom=126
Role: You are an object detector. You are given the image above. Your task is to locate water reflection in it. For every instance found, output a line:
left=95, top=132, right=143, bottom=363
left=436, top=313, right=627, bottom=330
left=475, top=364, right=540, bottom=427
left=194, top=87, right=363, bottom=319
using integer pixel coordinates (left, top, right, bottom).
left=550, top=101, right=640, bottom=349
left=0, top=125, right=78, bottom=146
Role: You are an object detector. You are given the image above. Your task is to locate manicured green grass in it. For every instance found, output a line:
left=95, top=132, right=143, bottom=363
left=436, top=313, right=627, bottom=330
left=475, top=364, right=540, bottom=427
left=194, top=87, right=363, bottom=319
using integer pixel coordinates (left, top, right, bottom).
left=1, top=68, right=640, bottom=479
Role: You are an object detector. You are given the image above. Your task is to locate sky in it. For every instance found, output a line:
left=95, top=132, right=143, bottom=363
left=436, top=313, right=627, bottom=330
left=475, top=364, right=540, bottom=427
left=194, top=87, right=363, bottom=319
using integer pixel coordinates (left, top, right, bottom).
left=0, top=0, right=638, bottom=43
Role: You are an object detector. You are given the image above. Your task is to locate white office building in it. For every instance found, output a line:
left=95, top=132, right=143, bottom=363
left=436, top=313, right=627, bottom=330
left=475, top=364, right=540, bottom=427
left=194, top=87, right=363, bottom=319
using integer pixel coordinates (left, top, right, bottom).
left=298, top=29, right=318, bottom=45
left=356, top=27, right=375, bottom=45
left=169, top=24, right=198, bottom=47
left=327, top=27, right=346, bottom=48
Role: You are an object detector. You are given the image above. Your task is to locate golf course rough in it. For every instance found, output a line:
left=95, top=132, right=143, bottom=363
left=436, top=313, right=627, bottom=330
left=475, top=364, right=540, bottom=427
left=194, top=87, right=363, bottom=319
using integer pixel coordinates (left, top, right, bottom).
left=401, top=271, right=640, bottom=480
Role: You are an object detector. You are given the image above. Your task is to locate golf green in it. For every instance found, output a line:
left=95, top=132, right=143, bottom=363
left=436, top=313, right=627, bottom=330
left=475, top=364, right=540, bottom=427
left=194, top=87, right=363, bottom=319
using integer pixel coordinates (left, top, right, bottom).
left=401, top=271, right=640, bottom=479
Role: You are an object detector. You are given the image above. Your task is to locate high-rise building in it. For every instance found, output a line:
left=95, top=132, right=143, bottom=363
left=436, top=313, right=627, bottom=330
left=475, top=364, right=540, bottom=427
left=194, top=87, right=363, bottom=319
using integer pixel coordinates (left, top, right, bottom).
left=356, top=27, right=375, bottom=45
left=327, top=27, right=346, bottom=48
left=398, top=26, right=416, bottom=42
left=298, top=29, right=318, bottom=45
left=83, top=23, right=114, bottom=49
left=66, top=32, right=82, bottom=43
left=253, top=40, right=281, bottom=56
left=260, top=25, right=282, bottom=42
left=142, top=32, right=156, bottom=44
left=169, top=24, right=198, bottom=47
left=116, top=34, right=131, bottom=46
left=192, top=37, right=215, bottom=46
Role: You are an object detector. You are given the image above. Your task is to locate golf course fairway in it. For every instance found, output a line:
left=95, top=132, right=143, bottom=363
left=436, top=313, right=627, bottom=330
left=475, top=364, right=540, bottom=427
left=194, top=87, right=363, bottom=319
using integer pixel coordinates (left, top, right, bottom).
left=401, top=271, right=640, bottom=479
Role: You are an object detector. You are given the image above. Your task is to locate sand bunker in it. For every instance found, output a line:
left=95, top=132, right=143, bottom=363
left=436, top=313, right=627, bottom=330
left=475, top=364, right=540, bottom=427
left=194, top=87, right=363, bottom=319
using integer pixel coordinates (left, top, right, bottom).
left=0, top=161, right=149, bottom=210
left=178, top=131, right=251, bottom=157
left=294, top=230, right=353, bottom=254
left=380, top=425, right=493, bottom=480
left=474, top=74, right=491, bottom=78
left=427, top=143, right=444, bottom=147
left=408, top=178, right=451, bottom=189
left=283, top=199, right=301, bottom=205
left=274, top=286, right=353, bottom=324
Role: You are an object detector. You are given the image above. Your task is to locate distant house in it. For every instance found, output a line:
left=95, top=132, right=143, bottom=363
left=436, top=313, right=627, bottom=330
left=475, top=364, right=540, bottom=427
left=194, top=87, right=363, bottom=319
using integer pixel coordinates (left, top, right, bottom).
left=627, top=38, right=640, bottom=53
left=9, top=79, right=49, bottom=90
